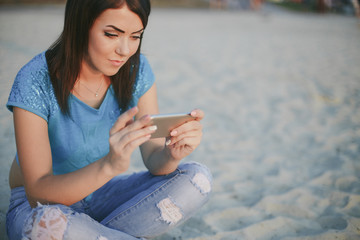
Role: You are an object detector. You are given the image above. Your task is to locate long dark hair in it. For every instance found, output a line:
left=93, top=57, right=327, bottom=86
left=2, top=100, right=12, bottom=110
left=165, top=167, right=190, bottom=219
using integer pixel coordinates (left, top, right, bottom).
left=46, top=0, right=151, bottom=115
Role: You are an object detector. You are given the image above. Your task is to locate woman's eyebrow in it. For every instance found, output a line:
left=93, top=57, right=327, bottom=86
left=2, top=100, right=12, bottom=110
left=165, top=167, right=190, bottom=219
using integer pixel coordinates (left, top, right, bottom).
left=106, top=25, right=144, bottom=34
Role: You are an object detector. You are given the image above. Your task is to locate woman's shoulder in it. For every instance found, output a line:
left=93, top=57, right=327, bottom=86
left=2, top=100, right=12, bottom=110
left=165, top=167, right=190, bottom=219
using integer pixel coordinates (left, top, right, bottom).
left=16, top=52, right=49, bottom=82
left=137, top=54, right=154, bottom=83
left=7, top=51, right=58, bottom=121
left=133, top=54, right=155, bottom=96
left=139, top=53, right=149, bottom=64
left=130, top=54, right=155, bottom=105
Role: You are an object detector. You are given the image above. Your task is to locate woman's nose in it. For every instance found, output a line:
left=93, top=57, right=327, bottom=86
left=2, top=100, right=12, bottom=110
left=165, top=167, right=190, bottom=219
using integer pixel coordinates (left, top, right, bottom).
left=115, top=38, right=130, bottom=56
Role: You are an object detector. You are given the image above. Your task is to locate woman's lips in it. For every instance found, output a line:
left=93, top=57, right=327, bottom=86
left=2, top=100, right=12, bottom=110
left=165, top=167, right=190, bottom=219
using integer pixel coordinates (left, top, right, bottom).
left=110, top=60, right=124, bottom=67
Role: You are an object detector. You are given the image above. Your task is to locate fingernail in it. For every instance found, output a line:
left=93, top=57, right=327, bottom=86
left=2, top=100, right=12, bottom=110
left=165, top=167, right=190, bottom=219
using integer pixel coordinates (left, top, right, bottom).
left=191, top=111, right=196, bottom=116
left=170, top=130, right=177, bottom=136
left=149, top=125, right=157, bottom=131
left=165, top=139, right=171, bottom=146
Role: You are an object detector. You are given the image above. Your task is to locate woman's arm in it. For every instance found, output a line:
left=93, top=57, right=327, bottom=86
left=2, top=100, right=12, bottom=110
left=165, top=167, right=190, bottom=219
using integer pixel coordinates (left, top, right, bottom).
left=136, top=83, right=177, bottom=175
left=14, top=106, right=155, bottom=207
left=137, top=84, right=204, bottom=175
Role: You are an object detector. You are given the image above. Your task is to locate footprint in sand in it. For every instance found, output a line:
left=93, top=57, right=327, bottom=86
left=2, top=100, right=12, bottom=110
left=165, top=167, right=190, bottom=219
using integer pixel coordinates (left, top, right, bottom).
left=317, top=216, right=347, bottom=230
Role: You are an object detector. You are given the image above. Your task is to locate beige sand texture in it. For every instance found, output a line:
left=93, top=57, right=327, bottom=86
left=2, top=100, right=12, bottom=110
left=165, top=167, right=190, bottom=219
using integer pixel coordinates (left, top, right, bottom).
left=1, top=3, right=360, bottom=240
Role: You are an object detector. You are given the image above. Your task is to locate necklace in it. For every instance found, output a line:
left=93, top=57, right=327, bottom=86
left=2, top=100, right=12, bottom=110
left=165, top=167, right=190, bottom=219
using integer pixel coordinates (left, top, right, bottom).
left=79, top=77, right=104, bottom=97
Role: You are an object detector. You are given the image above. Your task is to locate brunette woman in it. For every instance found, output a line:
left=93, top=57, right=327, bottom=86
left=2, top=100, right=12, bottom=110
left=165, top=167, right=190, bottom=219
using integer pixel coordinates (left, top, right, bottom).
left=6, top=0, right=212, bottom=239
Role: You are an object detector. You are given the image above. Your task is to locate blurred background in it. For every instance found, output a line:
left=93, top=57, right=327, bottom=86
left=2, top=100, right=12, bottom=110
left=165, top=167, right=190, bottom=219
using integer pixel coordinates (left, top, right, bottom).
left=0, top=0, right=359, bottom=16
left=0, top=0, right=360, bottom=239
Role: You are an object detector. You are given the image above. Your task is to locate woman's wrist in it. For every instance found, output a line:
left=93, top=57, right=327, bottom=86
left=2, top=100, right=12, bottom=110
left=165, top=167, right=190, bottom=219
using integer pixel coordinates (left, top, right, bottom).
left=163, top=144, right=177, bottom=162
left=160, top=146, right=181, bottom=172
left=100, top=155, right=120, bottom=178
left=144, top=145, right=177, bottom=175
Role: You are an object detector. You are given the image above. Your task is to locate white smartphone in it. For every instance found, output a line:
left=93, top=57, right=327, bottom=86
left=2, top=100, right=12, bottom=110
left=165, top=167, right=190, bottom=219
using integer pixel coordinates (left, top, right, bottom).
left=149, top=113, right=196, bottom=139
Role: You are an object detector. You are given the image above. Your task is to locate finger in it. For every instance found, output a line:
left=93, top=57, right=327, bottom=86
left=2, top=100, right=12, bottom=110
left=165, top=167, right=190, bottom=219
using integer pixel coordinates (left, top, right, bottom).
left=167, top=129, right=202, bottom=146
left=110, top=107, right=138, bottom=135
left=112, top=123, right=157, bottom=149
left=170, top=120, right=202, bottom=138
left=165, top=137, right=172, bottom=146
left=171, top=135, right=200, bottom=149
left=124, top=114, right=152, bottom=133
left=109, top=115, right=155, bottom=150
left=112, top=132, right=152, bottom=159
left=190, top=108, right=204, bottom=121
left=125, top=118, right=135, bottom=127
left=121, top=124, right=157, bottom=144
left=124, top=134, right=152, bottom=153
left=110, top=126, right=156, bottom=160
left=121, top=124, right=157, bottom=153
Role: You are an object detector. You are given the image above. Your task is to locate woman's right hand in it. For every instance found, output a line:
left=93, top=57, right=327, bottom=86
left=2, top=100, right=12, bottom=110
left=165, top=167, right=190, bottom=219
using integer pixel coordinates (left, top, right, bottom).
left=105, top=107, right=156, bottom=175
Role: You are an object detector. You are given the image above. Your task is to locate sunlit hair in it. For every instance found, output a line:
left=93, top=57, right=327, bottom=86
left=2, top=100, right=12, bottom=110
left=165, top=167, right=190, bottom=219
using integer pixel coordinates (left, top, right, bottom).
left=46, top=0, right=151, bottom=115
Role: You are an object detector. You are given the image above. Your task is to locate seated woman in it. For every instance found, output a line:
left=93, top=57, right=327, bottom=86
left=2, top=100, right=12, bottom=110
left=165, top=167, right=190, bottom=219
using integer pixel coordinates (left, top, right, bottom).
left=5, top=0, right=212, bottom=239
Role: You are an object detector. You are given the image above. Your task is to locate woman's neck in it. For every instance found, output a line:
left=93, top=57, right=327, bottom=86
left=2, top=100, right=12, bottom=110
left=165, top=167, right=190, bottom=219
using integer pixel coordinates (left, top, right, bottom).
left=71, top=60, right=112, bottom=109
left=78, top=59, right=105, bottom=84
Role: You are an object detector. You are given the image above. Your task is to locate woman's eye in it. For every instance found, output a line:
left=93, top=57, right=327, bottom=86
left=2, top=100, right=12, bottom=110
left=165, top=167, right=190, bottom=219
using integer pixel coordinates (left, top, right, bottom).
left=131, top=35, right=142, bottom=40
left=104, top=32, right=117, bottom=37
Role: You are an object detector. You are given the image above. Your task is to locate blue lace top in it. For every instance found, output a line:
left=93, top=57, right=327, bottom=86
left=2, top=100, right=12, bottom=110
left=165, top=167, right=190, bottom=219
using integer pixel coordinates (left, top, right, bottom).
left=7, top=52, right=155, bottom=175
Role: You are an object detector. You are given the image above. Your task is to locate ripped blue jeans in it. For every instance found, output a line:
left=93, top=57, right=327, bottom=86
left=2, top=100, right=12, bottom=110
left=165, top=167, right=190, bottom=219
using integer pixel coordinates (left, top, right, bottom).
left=6, top=162, right=212, bottom=240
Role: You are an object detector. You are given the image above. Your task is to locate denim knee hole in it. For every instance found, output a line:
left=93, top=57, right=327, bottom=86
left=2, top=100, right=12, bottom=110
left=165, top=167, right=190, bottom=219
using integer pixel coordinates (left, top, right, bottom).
left=23, top=204, right=67, bottom=240
left=97, top=236, right=109, bottom=240
left=157, top=197, right=183, bottom=226
left=191, top=172, right=211, bottom=194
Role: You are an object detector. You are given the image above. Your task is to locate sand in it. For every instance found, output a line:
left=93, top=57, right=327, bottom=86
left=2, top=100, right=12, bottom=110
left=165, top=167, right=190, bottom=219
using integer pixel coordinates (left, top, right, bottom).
left=1, top=3, right=360, bottom=239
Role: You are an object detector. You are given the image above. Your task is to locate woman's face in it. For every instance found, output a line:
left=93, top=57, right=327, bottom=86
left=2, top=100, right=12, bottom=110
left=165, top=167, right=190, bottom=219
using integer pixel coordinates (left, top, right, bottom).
left=86, top=4, right=144, bottom=76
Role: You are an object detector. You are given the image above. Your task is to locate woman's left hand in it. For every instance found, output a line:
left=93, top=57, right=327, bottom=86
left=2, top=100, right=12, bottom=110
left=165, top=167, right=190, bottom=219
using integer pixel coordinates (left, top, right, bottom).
left=165, top=109, right=204, bottom=160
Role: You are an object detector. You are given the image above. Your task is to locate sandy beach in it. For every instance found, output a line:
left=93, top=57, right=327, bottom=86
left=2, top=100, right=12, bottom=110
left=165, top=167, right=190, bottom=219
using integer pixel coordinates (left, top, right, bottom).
left=1, top=3, right=360, bottom=239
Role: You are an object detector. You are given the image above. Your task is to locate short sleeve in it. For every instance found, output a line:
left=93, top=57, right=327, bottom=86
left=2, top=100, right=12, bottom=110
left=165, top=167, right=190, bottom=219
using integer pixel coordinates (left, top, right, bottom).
left=6, top=53, right=54, bottom=122
left=132, top=54, right=155, bottom=101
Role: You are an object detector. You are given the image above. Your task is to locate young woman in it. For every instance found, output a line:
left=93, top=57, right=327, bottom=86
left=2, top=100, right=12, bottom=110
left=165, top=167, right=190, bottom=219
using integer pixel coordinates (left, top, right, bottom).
left=5, top=0, right=212, bottom=239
